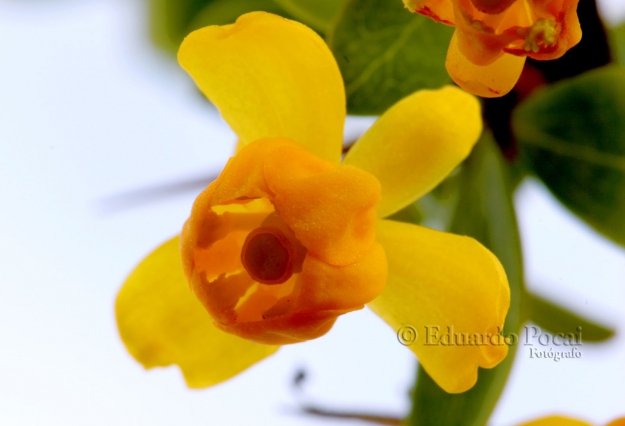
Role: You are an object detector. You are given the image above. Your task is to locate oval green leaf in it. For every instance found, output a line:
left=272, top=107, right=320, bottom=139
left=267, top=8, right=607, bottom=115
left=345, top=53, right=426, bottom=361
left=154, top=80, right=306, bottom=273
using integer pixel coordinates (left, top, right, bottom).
left=150, top=0, right=290, bottom=53
left=326, top=0, right=452, bottom=115
left=272, top=0, right=343, bottom=33
left=525, top=291, right=615, bottom=343
left=513, top=65, right=625, bottom=248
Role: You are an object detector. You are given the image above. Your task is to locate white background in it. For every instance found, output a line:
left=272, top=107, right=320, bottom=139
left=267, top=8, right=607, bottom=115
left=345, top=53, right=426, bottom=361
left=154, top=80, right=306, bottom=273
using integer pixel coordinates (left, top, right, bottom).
left=1, top=0, right=623, bottom=425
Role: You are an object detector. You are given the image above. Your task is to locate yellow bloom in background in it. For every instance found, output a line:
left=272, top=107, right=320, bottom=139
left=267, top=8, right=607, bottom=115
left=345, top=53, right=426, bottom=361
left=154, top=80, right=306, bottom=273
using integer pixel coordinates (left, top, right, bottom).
left=403, top=0, right=581, bottom=97
left=519, top=415, right=625, bottom=426
left=519, top=416, right=593, bottom=426
left=116, top=12, right=510, bottom=394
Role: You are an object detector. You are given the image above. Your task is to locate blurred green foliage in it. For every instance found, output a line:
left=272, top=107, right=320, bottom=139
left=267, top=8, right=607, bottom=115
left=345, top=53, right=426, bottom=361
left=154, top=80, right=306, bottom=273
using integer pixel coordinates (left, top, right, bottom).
left=273, top=0, right=342, bottom=32
left=150, top=0, right=290, bottom=53
left=513, top=65, right=625, bottom=248
left=610, top=23, right=625, bottom=65
left=327, top=0, right=452, bottom=115
left=526, top=292, right=615, bottom=343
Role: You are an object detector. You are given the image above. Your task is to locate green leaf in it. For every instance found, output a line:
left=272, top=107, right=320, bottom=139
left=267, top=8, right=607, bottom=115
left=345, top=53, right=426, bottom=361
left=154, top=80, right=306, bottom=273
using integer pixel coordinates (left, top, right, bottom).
left=609, top=23, right=625, bottom=65
left=150, top=0, right=213, bottom=52
left=187, top=0, right=287, bottom=33
left=386, top=201, right=424, bottom=225
left=513, top=65, right=625, bottom=248
left=272, top=0, right=343, bottom=33
left=149, top=0, right=290, bottom=54
left=327, top=0, right=452, bottom=115
left=408, top=134, right=525, bottom=426
left=525, top=291, right=615, bottom=343
left=386, top=169, right=462, bottom=231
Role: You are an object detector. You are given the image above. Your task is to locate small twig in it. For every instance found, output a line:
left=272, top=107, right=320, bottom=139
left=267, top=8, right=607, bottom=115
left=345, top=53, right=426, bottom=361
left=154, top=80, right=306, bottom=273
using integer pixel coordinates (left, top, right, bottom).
left=96, top=172, right=218, bottom=214
left=98, top=134, right=363, bottom=214
left=300, top=405, right=404, bottom=425
left=342, top=138, right=359, bottom=154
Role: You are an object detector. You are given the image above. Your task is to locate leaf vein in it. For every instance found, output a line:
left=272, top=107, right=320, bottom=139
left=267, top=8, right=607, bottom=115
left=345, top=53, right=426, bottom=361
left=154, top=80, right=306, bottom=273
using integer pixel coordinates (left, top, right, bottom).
left=345, top=18, right=424, bottom=97
left=524, top=135, right=625, bottom=172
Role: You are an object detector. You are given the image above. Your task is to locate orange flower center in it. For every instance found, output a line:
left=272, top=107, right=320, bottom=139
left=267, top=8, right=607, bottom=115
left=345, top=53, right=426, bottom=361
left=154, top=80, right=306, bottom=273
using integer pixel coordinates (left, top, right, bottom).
left=469, top=0, right=515, bottom=14
left=241, top=226, right=295, bottom=285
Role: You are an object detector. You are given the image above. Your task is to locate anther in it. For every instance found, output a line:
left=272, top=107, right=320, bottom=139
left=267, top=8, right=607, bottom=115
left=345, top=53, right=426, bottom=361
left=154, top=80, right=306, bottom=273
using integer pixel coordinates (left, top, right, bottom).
left=524, top=19, right=558, bottom=53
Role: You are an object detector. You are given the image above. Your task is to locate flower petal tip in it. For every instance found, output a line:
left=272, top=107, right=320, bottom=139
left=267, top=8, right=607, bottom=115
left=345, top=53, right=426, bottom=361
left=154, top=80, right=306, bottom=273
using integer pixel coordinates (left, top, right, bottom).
left=177, top=11, right=345, bottom=162
left=446, top=32, right=526, bottom=98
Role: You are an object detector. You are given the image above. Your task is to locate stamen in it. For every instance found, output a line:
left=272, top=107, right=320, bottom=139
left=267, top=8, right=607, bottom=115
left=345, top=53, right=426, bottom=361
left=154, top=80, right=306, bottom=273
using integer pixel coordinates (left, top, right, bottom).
left=241, top=227, right=295, bottom=285
left=524, top=19, right=558, bottom=53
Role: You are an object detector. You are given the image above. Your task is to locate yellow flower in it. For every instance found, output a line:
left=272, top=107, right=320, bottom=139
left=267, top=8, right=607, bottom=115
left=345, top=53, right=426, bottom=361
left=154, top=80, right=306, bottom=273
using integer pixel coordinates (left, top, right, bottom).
left=115, top=12, right=510, bottom=394
left=403, top=0, right=582, bottom=97
left=519, top=415, right=625, bottom=426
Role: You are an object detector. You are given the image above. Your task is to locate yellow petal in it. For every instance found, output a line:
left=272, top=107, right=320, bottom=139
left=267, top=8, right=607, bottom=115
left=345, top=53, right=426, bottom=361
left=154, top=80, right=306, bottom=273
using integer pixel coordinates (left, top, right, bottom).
left=519, top=416, right=592, bottom=426
left=343, top=86, right=482, bottom=218
left=368, top=219, right=510, bottom=393
left=446, top=30, right=526, bottom=98
left=178, top=12, right=345, bottom=163
left=116, top=236, right=279, bottom=388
